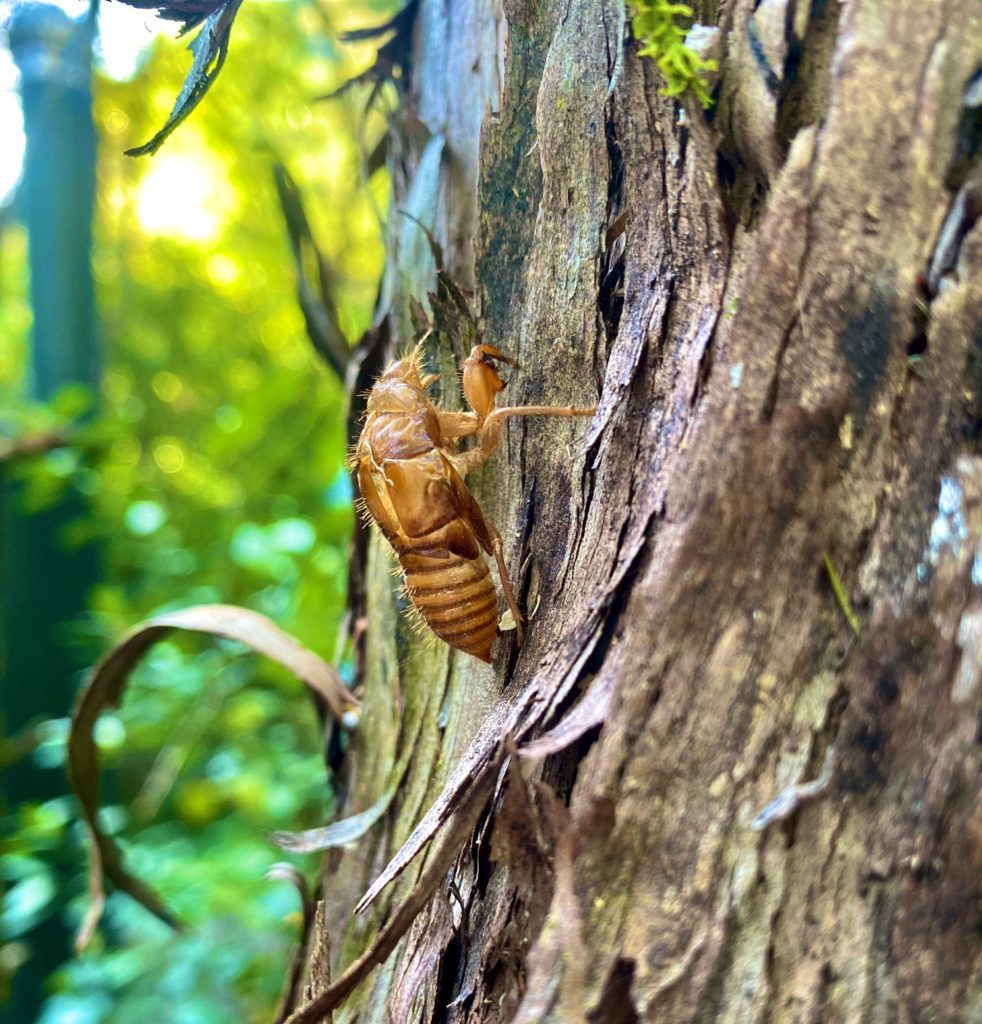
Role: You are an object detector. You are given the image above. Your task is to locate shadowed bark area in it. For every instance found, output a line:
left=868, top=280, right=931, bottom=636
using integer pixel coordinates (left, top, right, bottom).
left=283, top=2, right=982, bottom=1022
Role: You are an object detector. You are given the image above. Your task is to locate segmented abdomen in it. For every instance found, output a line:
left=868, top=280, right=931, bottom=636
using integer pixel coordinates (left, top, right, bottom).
left=400, top=549, right=499, bottom=663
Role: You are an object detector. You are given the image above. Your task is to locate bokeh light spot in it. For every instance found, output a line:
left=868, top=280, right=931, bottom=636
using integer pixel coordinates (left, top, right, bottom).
left=207, top=252, right=240, bottom=288
left=270, top=518, right=315, bottom=554
left=102, top=106, right=130, bottom=136
left=152, top=370, right=183, bottom=403
left=259, top=318, right=288, bottom=351
left=94, top=714, right=127, bottom=751
left=214, top=404, right=243, bottom=433
left=110, top=435, right=142, bottom=467
left=124, top=500, right=166, bottom=536
left=135, top=146, right=234, bottom=242
left=153, top=439, right=186, bottom=474
left=227, top=359, right=260, bottom=390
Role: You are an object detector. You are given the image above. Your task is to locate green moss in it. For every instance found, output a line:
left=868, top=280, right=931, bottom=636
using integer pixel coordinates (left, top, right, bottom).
left=630, top=1, right=717, bottom=108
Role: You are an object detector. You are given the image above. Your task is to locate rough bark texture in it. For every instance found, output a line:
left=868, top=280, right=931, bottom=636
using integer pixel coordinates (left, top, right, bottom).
left=287, top=2, right=982, bottom=1022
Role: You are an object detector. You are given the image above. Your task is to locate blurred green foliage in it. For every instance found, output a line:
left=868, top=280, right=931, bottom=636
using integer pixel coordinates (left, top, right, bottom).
left=2, top=0, right=393, bottom=1019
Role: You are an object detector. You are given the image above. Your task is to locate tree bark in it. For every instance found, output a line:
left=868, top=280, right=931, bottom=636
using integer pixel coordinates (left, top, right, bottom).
left=287, top=1, right=982, bottom=1021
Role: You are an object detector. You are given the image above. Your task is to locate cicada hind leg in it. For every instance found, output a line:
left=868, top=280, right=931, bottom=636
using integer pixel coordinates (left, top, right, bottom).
left=452, top=344, right=596, bottom=650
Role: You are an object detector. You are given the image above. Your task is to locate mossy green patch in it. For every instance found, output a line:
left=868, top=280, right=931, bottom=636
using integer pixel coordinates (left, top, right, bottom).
left=630, top=1, right=717, bottom=107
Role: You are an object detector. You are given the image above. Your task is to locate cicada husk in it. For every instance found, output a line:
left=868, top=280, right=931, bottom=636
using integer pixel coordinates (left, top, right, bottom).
left=354, top=344, right=594, bottom=662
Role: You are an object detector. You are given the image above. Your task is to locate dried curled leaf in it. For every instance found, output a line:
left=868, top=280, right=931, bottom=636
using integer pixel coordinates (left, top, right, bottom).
left=67, top=604, right=357, bottom=950
left=272, top=785, right=395, bottom=853
left=272, top=162, right=350, bottom=379
left=266, top=863, right=317, bottom=1022
left=124, top=0, right=245, bottom=157
left=265, top=862, right=313, bottom=913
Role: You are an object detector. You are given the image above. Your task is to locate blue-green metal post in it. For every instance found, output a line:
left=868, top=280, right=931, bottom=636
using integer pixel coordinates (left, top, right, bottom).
left=3, top=4, right=100, bottom=1017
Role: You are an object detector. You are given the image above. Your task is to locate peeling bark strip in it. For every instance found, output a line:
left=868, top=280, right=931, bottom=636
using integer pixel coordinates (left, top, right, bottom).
left=295, top=1, right=982, bottom=1022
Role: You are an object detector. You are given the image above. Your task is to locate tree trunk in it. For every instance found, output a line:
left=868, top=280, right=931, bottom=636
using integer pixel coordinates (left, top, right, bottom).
left=286, top=2, right=982, bottom=1021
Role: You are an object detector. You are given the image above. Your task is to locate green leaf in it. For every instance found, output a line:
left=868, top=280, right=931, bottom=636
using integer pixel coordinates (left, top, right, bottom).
left=1, top=872, right=56, bottom=939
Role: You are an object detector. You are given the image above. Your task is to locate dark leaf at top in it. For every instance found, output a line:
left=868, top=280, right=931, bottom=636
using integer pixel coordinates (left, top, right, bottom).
left=123, top=0, right=244, bottom=157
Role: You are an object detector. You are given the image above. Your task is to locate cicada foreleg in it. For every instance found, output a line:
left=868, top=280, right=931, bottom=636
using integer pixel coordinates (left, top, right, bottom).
left=437, top=410, right=480, bottom=441
left=476, top=403, right=597, bottom=461
left=356, top=461, right=401, bottom=546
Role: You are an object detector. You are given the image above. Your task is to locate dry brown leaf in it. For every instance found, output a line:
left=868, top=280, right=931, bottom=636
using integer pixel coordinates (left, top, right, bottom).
left=267, top=864, right=317, bottom=1023
left=67, top=604, right=357, bottom=951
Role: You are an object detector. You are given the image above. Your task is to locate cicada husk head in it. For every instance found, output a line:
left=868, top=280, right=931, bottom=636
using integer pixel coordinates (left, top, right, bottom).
left=462, top=344, right=516, bottom=421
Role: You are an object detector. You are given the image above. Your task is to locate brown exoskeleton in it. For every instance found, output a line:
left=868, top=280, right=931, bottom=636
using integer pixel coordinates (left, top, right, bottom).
left=353, top=342, right=595, bottom=662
